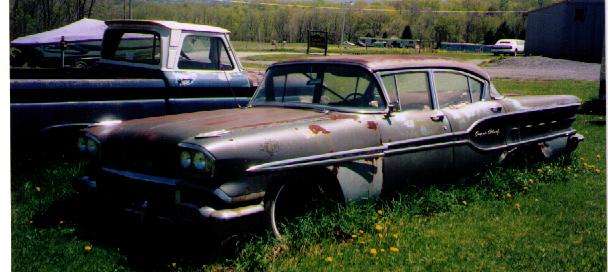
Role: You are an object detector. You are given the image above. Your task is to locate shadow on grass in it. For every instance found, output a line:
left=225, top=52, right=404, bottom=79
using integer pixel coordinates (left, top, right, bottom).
left=30, top=193, right=267, bottom=271
left=578, top=98, right=606, bottom=116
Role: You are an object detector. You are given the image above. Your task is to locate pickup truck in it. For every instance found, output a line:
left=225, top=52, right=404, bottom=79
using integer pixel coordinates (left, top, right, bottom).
left=11, top=20, right=262, bottom=154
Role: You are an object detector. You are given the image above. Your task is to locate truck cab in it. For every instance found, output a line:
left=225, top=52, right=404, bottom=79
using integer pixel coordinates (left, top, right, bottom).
left=11, top=20, right=259, bottom=156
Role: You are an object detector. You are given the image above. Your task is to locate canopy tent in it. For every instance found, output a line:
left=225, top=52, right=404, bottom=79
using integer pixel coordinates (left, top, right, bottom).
left=11, top=18, right=106, bottom=45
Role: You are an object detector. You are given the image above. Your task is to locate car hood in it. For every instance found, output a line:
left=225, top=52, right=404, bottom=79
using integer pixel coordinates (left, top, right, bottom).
left=88, top=107, right=328, bottom=143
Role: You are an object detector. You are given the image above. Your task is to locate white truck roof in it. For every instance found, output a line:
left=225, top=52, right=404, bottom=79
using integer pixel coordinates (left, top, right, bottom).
left=105, top=20, right=230, bottom=34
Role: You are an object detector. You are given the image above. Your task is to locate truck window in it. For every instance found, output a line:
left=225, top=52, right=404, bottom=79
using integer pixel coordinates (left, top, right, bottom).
left=178, top=36, right=234, bottom=70
left=102, top=31, right=161, bottom=65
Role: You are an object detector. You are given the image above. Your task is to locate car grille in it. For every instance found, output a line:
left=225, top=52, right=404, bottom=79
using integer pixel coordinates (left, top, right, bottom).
left=99, top=138, right=180, bottom=178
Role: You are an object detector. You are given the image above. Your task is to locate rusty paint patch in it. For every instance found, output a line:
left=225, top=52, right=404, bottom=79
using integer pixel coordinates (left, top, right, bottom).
left=366, top=121, right=378, bottom=130
left=331, top=165, right=339, bottom=175
left=329, top=113, right=359, bottom=121
left=309, top=124, right=330, bottom=134
left=260, top=139, right=279, bottom=157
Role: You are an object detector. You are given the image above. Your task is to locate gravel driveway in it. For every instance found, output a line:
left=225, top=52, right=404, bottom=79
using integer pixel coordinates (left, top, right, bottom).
left=482, top=56, right=601, bottom=81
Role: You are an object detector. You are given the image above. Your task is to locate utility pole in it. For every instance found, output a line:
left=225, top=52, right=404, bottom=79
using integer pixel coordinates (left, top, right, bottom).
left=339, top=0, right=353, bottom=54
left=123, top=0, right=126, bottom=19
left=129, top=0, right=132, bottom=19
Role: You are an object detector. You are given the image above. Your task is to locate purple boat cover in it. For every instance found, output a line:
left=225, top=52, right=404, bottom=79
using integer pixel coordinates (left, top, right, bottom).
left=11, top=18, right=106, bottom=45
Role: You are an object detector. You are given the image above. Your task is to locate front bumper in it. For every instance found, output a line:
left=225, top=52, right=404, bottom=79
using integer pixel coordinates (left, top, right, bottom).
left=74, top=168, right=265, bottom=224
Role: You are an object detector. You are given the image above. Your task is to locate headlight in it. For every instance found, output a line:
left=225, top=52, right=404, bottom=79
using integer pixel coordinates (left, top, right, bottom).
left=180, top=151, right=192, bottom=169
left=192, top=152, right=206, bottom=171
left=179, top=148, right=215, bottom=175
left=77, top=137, right=87, bottom=152
left=77, top=135, right=100, bottom=155
left=86, top=139, right=98, bottom=154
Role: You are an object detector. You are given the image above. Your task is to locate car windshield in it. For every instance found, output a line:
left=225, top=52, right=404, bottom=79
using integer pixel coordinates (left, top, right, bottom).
left=250, top=64, right=386, bottom=112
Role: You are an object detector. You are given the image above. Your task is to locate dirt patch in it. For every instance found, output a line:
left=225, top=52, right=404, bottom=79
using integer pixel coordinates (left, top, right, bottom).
left=481, top=56, right=600, bottom=81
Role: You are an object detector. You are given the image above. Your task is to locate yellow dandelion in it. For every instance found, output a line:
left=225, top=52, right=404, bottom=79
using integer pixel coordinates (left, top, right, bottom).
left=380, top=248, right=386, bottom=253
left=325, top=256, right=333, bottom=263
left=171, top=262, right=177, bottom=268
left=505, top=192, right=512, bottom=199
left=524, top=186, right=529, bottom=191
left=596, top=154, right=601, bottom=159
left=595, top=169, right=601, bottom=173
left=514, top=203, right=521, bottom=209
left=59, top=220, right=64, bottom=225
left=359, top=241, right=366, bottom=245
left=35, top=187, right=41, bottom=192
left=28, top=220, right=33, bottom=224
left=370, top=248, right=377, bottom=255
left=462, top=200, right=467, bottom=206
left=377, top=210, right=384, bottom=216
left=351, top=234, right=358, bottom=239
left=536, top=168, right=543, bottom=174
left=358, top=230, right=365, bottom=234
left=375, top=224, right=384, bottom=231
left=581, top=157, right=585, bottom=161
left=389, top=247, right=400, bottom=253
left=378, top=233, right=384, bottom=239
left=528, top=178, right=534, bottom=184
left=83, top=245, right=92, bottom=252
left=392, top=233, right=399, bottom=239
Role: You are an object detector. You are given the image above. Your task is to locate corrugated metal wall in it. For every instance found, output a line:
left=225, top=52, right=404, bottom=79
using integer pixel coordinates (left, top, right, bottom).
left=526, top=0, right=604, bottom=62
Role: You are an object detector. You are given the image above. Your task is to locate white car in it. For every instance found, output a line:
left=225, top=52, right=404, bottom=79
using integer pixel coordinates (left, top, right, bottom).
left=491, top=39, right=525, bottom=56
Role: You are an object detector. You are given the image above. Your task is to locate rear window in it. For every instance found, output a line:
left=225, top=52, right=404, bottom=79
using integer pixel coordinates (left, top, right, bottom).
left=102, top=30, right=161, bottom=65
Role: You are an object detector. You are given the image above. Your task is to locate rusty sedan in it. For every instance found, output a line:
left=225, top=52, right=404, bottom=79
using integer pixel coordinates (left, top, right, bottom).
left=75, top=55, right=583, bottom=238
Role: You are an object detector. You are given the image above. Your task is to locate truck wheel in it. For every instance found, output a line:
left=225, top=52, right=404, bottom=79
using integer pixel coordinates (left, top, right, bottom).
left=264, top=179, right=334, bottom=239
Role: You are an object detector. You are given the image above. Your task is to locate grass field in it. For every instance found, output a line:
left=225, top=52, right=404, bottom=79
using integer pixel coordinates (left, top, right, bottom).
left=11, top=80, right=605, bottom=271
left=234, top=41, right=497, bottom=59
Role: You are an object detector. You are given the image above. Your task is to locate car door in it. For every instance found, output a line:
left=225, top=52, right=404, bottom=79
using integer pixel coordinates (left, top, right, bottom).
left=431, top=70, right=504, bottom=176
left=377, top=70, right=453, bottom=192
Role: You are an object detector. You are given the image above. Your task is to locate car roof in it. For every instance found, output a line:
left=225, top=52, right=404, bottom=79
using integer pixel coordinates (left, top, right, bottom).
left=106, top=20, right=230, bottom=34
left=272, top=55, right=491, bottom=81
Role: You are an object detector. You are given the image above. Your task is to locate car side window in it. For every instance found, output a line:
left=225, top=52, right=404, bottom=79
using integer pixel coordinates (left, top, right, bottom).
left=381, top=75, right=398, bottom=103
left=469, top=77, right=483, bottom=102
left=178, top=36, right=234, bottom=70
left=395, top=72, right=432, bottom=111
left=434, top=72, right=471, bottom=108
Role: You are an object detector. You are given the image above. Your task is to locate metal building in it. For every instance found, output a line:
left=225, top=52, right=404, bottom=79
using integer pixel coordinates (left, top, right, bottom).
left=526, top=0, right=604, bottom=62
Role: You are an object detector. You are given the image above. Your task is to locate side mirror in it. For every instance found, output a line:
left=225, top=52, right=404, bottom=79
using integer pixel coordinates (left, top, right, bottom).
left=385, top=101, right=398, bottom=118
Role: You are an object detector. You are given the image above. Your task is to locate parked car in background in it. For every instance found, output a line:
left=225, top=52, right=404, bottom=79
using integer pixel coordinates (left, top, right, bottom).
left=491, top=39, right=525, bottom=56
left=75, top=55, right=583, bottom=238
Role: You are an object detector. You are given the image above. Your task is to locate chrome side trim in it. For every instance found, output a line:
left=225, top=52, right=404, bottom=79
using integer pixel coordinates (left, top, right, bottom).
left=102, top=167, right=178, bottom=186
left=198, top=202, right=264, bottom=220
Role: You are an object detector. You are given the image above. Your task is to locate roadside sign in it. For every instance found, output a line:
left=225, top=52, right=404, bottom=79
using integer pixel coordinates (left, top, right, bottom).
left=307, top=30, right=328, bottom=56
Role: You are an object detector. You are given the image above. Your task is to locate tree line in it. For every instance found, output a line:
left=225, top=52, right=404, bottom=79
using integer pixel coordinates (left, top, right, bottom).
left=10, top=0, right=559, bottom=46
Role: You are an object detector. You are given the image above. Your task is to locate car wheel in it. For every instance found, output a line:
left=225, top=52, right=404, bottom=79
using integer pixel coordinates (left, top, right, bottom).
left=72, top=60, right=89, bottom=69
left=264, top=179, right=334, bottom=239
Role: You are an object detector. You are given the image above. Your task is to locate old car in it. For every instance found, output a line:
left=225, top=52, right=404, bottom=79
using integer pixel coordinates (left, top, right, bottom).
left=491, top=39, right=526, bottom=56
left=75, top=55, right=583, bottom=238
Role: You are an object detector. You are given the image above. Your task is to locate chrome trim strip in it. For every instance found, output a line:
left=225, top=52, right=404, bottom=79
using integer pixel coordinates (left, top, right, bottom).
left=198, top=202, right=264, bottom=220
left=246, top=146, right=385, bottom=172
left=102, top=167, right=178, bottom=186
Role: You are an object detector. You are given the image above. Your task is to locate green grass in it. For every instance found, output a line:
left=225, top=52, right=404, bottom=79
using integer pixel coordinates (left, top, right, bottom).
left=234, top=41, right=497, bottom=61
left=11, top=80, right=605, bottom=271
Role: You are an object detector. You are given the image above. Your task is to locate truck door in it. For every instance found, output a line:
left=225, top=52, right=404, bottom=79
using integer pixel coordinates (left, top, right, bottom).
left=378, top=71, right=453, bottom=191
left=166, top=34, right=250, bottom=114
left=431, top=70, right=503, bottom=177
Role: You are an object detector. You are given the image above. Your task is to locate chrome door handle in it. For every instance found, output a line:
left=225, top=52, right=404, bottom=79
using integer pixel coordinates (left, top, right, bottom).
left=178, top=78, right=193, bottom=86
left=490, top=106, right=503, bottom=113
left=430, top=113, right=444, bottom=122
